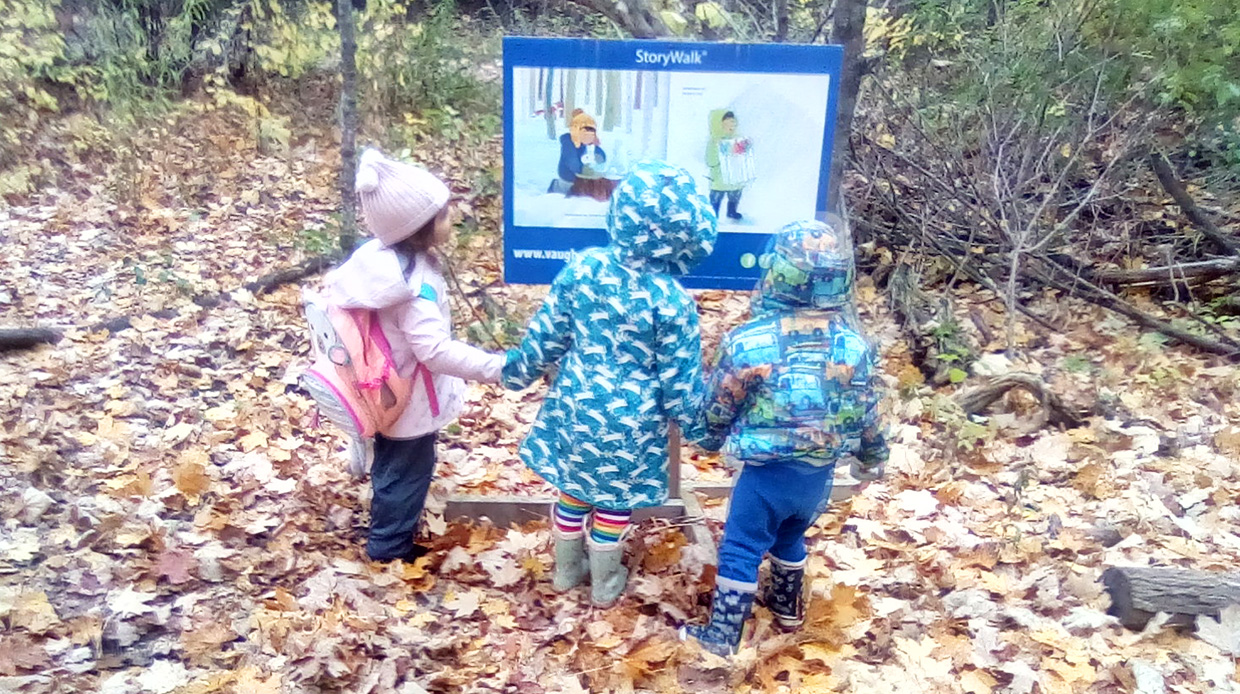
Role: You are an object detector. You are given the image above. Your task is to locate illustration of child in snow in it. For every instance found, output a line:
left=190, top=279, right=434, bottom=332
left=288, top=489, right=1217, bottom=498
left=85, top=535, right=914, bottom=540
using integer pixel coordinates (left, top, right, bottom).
left=706, top=110, right=754, bottom=221
left=681, top=220, right=888, bottom=657
left=504, top=160, right=717, bottom=608
left=549, top=109, right=615, bottom=201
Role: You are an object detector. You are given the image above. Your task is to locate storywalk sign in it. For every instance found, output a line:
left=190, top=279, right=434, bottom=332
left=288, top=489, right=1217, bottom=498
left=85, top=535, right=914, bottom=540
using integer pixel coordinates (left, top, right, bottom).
left=502, top=36, right=844, bottom=290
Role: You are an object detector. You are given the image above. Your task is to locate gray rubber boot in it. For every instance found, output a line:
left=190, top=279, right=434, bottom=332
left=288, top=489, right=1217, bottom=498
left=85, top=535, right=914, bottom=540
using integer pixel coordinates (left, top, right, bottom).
left=552, top=528, right=590, bottom=592
left=587, top=537, right=629, bottom=607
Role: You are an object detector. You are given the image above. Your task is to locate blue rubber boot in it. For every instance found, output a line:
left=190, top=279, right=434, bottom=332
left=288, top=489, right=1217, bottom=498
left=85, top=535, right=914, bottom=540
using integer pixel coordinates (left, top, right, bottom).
left=679, top=577, right=757, bottom=656
left=762, top=556, right=805, bottom=630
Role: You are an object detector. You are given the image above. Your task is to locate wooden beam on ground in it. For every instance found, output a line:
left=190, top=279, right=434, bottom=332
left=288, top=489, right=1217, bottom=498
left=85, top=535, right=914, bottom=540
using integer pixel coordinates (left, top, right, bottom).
left=1102, top=566, right=1240, bottom=630
left=443, top=495, right=687, bottom=526
left=0, top=328, right=61, bottom=352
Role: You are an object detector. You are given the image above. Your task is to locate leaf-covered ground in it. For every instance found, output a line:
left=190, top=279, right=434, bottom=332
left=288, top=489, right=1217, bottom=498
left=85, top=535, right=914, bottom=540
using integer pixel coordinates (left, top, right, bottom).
left=2, top=106, right=1239, bottom=694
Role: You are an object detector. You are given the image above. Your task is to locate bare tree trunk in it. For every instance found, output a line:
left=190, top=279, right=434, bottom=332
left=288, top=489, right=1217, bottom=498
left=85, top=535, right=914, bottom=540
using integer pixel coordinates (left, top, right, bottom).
left=604, top=71, right=621, bottom=131
left=337, top=0, right=360, bottom=254
left=827, top=0, right=867, bottom=213
left=595, top=70, right=604, bottom=117
left=774, top=0, right=790, bottom=41
left=544, top=68, right=557, bottom=140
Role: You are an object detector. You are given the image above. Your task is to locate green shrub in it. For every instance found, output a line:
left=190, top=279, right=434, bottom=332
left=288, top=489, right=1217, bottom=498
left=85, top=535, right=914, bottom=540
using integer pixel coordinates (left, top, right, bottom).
left=1087, top=0, right=1240, bottom=117
left=358, top=0, right=496, bottom=118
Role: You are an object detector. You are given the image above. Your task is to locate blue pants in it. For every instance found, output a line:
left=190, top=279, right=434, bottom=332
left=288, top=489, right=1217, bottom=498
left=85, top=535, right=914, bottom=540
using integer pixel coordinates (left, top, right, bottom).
left=716, top=462, right=834, bottom=585
left=367, top=432, right=436, bottom=560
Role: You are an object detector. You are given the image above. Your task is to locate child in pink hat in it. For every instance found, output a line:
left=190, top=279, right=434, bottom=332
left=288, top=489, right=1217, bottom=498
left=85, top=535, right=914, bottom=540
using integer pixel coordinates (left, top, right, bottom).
left=321, top=147, right=505, bottom=562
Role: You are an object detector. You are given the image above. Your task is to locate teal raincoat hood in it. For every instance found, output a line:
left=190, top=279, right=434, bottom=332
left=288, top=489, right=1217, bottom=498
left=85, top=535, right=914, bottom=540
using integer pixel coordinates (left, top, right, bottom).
left=606, top=160, right=718, bottom=276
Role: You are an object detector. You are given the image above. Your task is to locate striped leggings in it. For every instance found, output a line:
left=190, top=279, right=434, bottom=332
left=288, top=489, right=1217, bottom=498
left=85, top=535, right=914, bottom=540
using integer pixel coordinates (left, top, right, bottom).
left=553, top=492, right=631, bottom=544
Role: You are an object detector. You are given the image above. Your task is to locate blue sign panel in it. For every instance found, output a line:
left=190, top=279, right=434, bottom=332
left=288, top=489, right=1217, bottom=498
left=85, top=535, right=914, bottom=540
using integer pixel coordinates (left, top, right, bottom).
left=503, top=37, right=843, bottom=290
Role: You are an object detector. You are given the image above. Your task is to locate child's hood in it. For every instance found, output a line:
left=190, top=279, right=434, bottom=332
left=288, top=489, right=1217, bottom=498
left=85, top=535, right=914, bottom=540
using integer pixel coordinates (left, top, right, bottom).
left=753, top=219, right=855, bottom=314
left=323, top=239, right=415, bottom=309
left=606, top=160, right=718, bottom=276
left=708, top=109, right=736, bottom=140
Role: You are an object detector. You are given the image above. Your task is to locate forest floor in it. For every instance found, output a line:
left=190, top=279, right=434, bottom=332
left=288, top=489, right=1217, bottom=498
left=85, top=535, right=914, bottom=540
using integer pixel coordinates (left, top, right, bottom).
left=1, top=103, right=1239, bottom=694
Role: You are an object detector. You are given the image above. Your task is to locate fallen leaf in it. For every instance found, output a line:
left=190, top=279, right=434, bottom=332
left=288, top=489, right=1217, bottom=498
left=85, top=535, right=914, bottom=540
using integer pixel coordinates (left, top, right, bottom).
left=182, top=620, right=237, bottom=665
left=0, top=633, right=50, bottom=674
left=174, top=457, right=211, bottom=499
left=960, top=668, right=997, bottom=694
left=239, top=429, right=269, bottom=452
left=11, top=591, right=60, bottom=634
left=135, top=659, right=190, bottom=694
left=154, top=547, right=197, bottom=585
left=163, top=421, right=197, bottom=445
left=442, top=589, right=481, bottom=619
left=642, top=531, right=686, bottom=573
left=108, top=588, right=157, bottom=619
left=1196, top=604, right=1240, bottom=656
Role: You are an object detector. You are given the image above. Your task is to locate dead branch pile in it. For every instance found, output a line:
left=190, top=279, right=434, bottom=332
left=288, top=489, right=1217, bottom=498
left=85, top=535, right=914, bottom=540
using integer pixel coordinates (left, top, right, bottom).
left=850, top=57, right=1240, bottom=360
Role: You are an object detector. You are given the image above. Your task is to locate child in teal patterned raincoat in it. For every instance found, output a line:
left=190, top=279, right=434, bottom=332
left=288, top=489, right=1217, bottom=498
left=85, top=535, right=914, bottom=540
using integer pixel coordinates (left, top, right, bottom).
left=502, top=160, right=718, bottom=606
left=681, top=219, right=889, bottom=656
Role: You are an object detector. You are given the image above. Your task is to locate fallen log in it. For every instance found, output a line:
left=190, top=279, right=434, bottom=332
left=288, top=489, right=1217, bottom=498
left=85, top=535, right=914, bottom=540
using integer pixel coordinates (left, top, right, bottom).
left=1033, top=258, right=1240, bottom=359
left=0, top=328, right=62, bottom=351
left=0, top=254, right=337, bottom=353
left=1095, top=258, right=1240, bottom=287
left=1150, top=151, right=1239, bottom=256
left=957, top=372, right=1088, bottom=428
left=1102, top=566, right=1240, bottom=630
left=244, top=254, right=337, bottom=295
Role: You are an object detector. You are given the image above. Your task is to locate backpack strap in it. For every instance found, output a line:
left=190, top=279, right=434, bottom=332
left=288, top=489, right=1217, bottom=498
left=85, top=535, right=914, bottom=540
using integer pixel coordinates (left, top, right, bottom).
left=412, top=362, right=440, bottom=417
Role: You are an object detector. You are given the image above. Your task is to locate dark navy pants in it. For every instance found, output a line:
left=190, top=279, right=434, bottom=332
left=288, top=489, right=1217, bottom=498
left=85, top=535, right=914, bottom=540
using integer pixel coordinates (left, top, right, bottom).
left=716, top=462, right=834, bottom=585
left=709, top=189, right=742, bottom=215
left=367, top=432, right=436, bottom=560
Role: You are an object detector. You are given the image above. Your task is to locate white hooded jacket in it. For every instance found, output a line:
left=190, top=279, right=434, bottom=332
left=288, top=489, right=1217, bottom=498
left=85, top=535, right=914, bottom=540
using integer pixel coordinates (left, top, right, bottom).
left=323, top=239, right=503, bottom=439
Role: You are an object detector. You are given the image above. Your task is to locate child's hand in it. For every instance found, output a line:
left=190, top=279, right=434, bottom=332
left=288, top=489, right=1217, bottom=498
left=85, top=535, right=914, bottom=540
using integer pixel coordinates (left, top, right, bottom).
left=693, top=434, right=726, bottom=453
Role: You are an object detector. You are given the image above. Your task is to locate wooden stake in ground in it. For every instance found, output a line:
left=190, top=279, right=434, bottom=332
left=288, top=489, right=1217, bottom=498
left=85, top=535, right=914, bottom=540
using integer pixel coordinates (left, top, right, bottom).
left=337, top=0, right=360, bottom=254
left=1102, top=566, right=1240, bottom=630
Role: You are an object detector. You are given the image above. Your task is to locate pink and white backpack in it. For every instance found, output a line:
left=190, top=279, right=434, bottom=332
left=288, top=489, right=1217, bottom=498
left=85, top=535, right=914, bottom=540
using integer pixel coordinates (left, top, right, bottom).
left=300, top=290, right=438, bottom=476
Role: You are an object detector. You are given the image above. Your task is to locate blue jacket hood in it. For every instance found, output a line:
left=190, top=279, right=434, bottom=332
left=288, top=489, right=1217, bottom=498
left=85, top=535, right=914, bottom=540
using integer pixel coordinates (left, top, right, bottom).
left=753, top=219, right=855, bottom=315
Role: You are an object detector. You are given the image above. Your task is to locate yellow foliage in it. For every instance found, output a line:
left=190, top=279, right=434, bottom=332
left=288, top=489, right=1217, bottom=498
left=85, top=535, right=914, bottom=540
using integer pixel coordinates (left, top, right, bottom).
left=864, top=6, right=914, bottom=58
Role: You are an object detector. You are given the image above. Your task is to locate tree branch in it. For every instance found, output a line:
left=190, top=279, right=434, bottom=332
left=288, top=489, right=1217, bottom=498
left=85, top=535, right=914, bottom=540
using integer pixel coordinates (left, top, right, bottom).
left=567, top=0, right=668, bottom=38
left=1094, top=258, right=1240, bottom=287
left=1149, top=150, right=1239, bottom=256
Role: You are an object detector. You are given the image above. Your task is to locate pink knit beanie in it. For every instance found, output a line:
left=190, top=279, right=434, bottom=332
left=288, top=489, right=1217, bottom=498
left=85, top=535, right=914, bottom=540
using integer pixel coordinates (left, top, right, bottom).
left=355, top=148, right=450, bottom=246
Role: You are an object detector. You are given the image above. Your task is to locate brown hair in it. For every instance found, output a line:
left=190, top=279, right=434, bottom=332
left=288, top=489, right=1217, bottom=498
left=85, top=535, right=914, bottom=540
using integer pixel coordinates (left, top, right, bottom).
left=392, top=212, right=442, bottom=271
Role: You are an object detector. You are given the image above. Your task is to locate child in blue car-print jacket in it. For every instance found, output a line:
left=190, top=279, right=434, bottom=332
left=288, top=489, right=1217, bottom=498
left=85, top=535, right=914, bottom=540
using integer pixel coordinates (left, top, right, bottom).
left=502, top=160, right=718, bottom=608
left=682, top=219, right=889, bottom=656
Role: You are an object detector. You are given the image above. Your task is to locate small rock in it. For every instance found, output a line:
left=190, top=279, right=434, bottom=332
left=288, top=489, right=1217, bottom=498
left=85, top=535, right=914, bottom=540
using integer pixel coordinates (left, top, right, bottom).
left=21, top=487, right=55, bottom=524
left=972, top=352, right=1013, bottom=376
left=1089, top=520, right=1125, bottom=548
